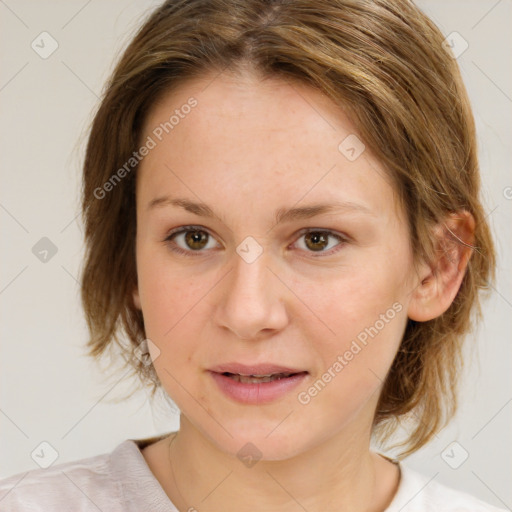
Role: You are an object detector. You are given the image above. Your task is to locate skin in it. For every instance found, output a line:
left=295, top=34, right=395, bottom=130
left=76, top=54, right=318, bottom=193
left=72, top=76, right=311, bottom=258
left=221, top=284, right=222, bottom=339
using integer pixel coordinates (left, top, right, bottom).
left=132, top=68, right=474, bottom=512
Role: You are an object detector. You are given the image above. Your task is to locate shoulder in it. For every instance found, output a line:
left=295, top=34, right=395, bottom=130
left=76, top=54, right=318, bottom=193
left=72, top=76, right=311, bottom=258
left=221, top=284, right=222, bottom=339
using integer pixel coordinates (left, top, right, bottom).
left=386, top=463, right=508, bottom=512
left=0, top=441, right=131, bottom=512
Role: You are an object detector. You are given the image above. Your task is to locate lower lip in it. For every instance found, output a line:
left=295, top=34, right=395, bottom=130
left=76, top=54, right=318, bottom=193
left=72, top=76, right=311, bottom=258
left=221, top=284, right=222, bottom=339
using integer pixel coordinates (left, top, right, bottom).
left=208, top=371, right=308, bottom=404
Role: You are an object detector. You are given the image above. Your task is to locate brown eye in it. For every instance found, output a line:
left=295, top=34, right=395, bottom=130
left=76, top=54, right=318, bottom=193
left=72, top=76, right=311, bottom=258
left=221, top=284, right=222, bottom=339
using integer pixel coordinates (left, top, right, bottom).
left=164, top=226, right=220, bottom=255
left=304, top=231, right=329, bottom=252
left=294, top=229, right=347, bottom=256
left=184, top=230, right=209, bottom=250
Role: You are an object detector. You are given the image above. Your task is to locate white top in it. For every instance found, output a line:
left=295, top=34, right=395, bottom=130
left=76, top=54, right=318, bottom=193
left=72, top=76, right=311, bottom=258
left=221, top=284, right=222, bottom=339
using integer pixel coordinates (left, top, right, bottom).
left=0, top=434, right=506, bottom=511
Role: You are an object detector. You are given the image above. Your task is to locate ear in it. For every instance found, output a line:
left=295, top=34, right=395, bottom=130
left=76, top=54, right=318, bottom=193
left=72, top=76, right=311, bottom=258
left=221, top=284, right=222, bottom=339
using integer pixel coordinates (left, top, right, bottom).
left=407, top=210, right=475, bottom=322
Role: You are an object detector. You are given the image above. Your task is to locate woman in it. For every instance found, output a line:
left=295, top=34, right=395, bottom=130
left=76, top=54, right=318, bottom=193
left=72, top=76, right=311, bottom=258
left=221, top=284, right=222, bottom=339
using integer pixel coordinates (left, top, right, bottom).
left=0, top=0, right=505, bottom=510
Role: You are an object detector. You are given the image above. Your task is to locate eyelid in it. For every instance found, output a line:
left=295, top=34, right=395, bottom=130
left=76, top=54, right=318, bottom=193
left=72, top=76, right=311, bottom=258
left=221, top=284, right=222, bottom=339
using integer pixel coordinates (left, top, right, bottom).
left=163, top=225, right=349, bottom=256
left=164, top=224, right=218, bottom=241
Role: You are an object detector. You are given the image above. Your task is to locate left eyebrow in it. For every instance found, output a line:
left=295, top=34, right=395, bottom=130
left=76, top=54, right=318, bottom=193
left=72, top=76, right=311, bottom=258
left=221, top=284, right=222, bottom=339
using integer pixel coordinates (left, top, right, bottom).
left=273, top=201, right=376, bottom=224
left=146, top=196, right=377, bottom=224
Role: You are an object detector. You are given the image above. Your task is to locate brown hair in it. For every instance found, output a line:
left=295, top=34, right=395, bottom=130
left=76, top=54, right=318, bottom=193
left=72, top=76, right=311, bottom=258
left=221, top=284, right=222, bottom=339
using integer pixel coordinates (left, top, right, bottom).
left=80, top=0, right=495, bottom=457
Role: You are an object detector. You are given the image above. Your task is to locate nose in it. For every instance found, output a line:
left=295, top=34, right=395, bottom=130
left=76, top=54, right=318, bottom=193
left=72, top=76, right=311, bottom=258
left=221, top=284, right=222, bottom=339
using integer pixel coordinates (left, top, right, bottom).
left=213, top=247, right=289, bottom=341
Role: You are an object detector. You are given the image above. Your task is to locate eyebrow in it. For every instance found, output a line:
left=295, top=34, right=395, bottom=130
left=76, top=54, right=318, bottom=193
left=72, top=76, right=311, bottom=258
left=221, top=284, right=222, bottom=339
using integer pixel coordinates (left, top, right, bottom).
left=147, top=196, right=376, bottom=224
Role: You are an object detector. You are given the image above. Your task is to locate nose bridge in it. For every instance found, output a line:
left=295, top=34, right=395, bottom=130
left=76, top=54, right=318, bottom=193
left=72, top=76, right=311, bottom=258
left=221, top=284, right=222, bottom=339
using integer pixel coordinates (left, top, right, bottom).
left=231, top=248, right=269, bottom=300
left=214, top=242, right=287, bottom=339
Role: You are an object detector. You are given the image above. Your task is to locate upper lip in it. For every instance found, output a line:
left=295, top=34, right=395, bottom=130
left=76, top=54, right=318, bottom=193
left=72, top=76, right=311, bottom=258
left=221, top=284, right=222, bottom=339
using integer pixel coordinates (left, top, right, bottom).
left=208, top=363, right=308, bottom=376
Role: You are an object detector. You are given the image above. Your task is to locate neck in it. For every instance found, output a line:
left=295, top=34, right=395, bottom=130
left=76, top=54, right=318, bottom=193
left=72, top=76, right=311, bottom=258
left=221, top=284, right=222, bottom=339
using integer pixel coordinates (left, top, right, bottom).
left=163, top=417, right=395, bottom=512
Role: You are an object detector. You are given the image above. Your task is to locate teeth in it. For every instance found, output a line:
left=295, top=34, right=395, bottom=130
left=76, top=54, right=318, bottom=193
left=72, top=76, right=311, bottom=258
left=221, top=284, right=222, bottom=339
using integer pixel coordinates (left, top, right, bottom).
left=227, top=372, right=293, bottom=383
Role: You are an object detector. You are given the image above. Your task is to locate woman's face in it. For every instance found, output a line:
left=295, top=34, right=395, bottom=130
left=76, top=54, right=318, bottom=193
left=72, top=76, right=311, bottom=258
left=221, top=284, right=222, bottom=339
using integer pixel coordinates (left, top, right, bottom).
left=133, top=69, right=420, bottom=459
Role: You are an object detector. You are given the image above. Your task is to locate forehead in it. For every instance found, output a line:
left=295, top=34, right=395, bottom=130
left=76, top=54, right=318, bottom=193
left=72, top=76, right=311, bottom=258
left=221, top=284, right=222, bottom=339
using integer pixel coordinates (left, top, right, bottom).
left=137, top=70, right=402, bottom=224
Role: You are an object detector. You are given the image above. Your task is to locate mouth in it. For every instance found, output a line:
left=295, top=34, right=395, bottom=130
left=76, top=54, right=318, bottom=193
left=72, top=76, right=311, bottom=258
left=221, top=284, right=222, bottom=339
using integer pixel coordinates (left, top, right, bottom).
left=219, top=371, right=308, bottom=384
left=207, top=363, right=309, bottom=404
left=209, top=362, right=308, bottom=375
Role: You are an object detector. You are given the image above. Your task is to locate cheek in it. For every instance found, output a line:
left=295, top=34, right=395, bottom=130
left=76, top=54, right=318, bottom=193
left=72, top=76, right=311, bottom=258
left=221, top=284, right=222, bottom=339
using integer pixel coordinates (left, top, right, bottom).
left=138, top=260, right=211, bottom=400
left=292, top=276, right=407, bottom=425
left=291, top=262, right=407, bottom=377
left=136, top=249, right=213, bottom=338
left=295, top=261, right=404, bottom=331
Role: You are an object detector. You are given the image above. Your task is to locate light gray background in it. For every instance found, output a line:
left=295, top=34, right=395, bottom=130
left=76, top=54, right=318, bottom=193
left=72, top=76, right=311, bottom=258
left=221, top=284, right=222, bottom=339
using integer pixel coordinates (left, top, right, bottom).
left=1, top=0, right=511, bottom=508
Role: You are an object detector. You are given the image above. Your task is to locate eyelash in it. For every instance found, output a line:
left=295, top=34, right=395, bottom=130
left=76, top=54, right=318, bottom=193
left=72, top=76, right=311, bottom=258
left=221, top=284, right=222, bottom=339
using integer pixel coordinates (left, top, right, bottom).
left=163, top=225, right=349, bottom=258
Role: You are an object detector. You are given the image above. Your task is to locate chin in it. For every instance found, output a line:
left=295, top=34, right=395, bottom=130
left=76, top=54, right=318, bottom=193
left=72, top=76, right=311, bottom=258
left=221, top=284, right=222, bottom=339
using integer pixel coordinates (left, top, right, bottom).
left=198, top=417, right=315, bottom=462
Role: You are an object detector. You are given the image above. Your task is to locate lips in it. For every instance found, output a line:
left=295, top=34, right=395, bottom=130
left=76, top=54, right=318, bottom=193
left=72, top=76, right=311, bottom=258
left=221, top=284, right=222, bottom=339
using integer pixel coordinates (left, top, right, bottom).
left=207, top=363, right=309, bottom=404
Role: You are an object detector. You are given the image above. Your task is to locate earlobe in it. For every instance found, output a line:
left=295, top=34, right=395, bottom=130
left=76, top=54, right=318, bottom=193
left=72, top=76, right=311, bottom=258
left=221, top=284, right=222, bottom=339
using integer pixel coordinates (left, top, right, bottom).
left=407, top=210, right=475, bottom=322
